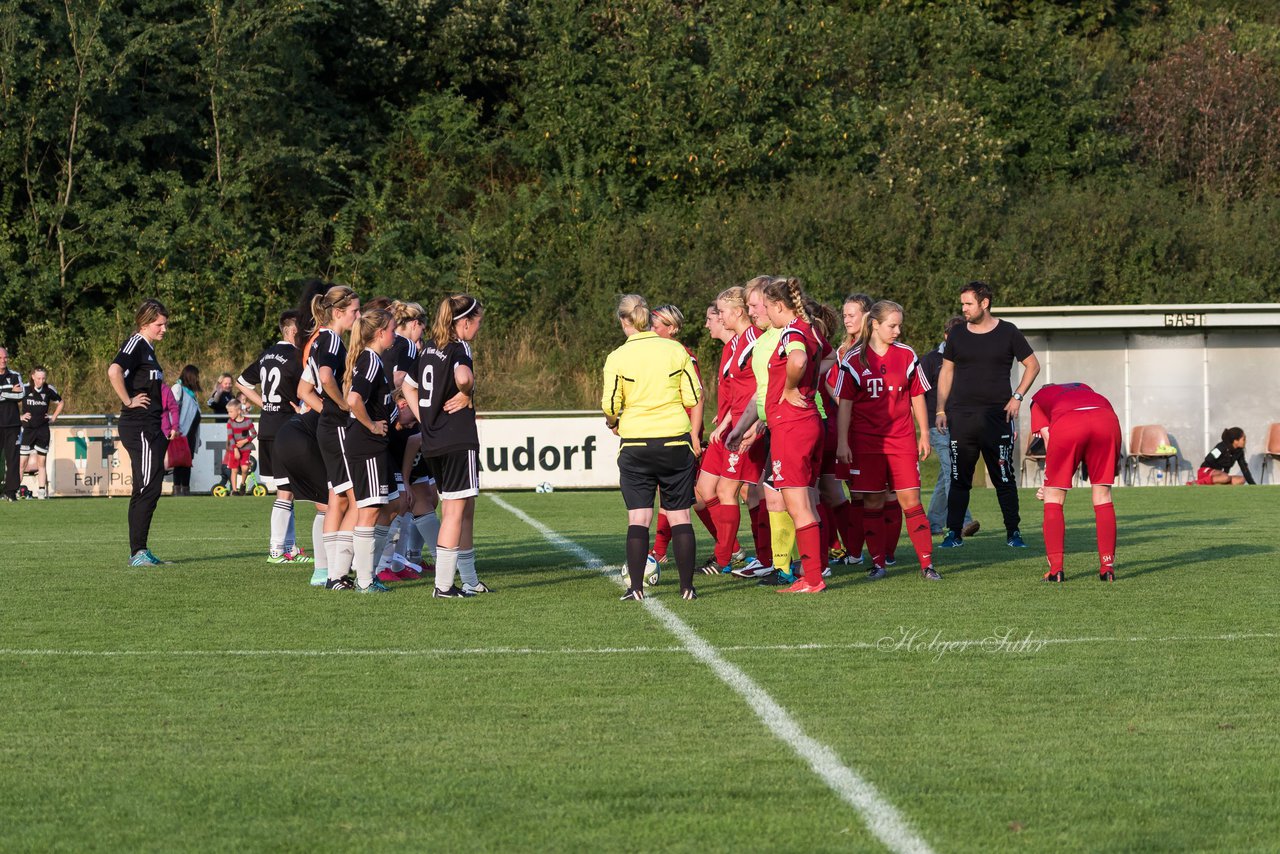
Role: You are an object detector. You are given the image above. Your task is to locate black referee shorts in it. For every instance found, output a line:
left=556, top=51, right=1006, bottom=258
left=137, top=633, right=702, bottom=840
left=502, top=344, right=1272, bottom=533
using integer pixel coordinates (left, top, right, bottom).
left=618, top=435, right=697, bottom=512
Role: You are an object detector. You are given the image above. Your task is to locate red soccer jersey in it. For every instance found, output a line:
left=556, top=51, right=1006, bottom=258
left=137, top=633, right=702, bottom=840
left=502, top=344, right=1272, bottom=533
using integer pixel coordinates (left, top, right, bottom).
left=765, top=319, right=827, bottom=427
left=1029, top=382, right=1114, bottom=433
left=834, top=342, right=929, bottom=455
left=723, top=326, right=761, bottom=421
left=714, top=340, right=734, bottom=423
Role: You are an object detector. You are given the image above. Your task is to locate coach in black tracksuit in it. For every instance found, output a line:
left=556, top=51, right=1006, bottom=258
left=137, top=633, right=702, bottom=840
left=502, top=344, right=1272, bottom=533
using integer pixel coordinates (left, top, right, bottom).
left=0, top=347, right=23, bottom=501
left=935, top=282, right=1040, bottom=548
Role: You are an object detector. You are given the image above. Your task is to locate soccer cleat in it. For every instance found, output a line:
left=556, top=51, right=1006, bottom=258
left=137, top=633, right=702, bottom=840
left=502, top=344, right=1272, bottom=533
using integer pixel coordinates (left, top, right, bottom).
left=884, top=556, right=897, bottom=566
left=142, top=549, right=171, bottom=565
left=325, top=577, right=355, bottom=591
left=829, top=546, right=848, bottom=563
left=730, top=558, right=771, bottom=579
left=778, top=579, right=826, bottom=594
left=821, top=566, right=832, bottom=578
left=433, top=585, right=475, bottom=599
left=698, top=556, right=721, bottom=575
left=128, top=550, right=152, bottom=567
left=644, top=553, right=662, bottom=587
left=395, top=566, right=424, bottom=581
left=866, top=565, right=888, bottom=581
left=1099, top=569, right=1115, bottom=582
left=756, top=570, right=797, bottom=587
left=920, top=567, right=942, bottom=581
left=939, top=531, right=964, bottom=548
left=843, top=551, right=864, bottom=566
left=376, top=568, right=402, bottom=583
left=357, top=579, right=392, bottom=593
left=962, top=520, right=981, bottom=537
left=1007, top=531, right=1028, bottom=548
left=730, top=547, right=747, bottom=567
left=619, top=587, right=645, bottom=602
left=1043, top=569, right=1065, bottom=583
left=309, top=568, right=328, bottom=587
left=267, top=552, right=290, bottom=564
left=680, top=587, right=697, bottom=601
left=463, top=581, right=493, bottom=594
left=284, top=547, right=314, bottom=563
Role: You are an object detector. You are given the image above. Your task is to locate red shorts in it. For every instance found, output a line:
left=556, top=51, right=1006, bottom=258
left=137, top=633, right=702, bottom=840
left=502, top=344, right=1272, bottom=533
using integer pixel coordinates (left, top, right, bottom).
left=1043, top=409, right=1121, bottom=488
left=766, top=417, right=822, bottom=490
left=224, top=447, right=252, bottom=469
left=701, top=434, right=766, bottom=483
left=1196, top=467, right=1218, bottom=485
left=847, top=451, right=920, bottom=494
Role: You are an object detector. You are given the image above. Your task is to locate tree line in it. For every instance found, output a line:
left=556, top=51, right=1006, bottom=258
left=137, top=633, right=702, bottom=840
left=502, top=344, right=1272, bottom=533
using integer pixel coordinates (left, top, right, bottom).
left=2, top=0, right=1279, bottom=411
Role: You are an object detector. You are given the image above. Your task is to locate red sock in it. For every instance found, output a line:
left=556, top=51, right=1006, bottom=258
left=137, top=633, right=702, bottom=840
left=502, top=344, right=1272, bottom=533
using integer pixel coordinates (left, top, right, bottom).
left=847, top=497, right=866, bottom=558
left=884, top=499, right=902, bottom=561
left=653, top=511, right=671, bottom=559
left=817, top=502, right=833, bottom=567
left=904, top=505, right=933, bottom=570
left=749, top=503, right=772, bottom=565
left=696, top=497, right=720, bottom=542
left=1043, top=502, right=1065, bottom=573
left=1094, top=502, right=1116, bottom=573
left=794, top=522, right=824, bottom=585
left=712, top=501, right=740, bottom=567
left=832, top=501, right=860, bottom=560
left=864, top=507, right=885, bottom=568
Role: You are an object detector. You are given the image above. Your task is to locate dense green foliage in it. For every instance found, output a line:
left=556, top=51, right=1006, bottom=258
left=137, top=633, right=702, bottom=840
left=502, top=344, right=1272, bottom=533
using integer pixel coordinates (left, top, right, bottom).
left=3, top=0, right=1280, bottom=408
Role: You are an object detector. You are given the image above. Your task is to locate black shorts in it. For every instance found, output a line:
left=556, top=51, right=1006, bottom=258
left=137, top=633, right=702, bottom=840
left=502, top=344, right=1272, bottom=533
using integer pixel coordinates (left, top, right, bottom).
left=618, top=435, right=697, bottom=512
left=274, top=422, right=327, bottom=504
left=409, top=449, right=433, bottom=485
left=348, top=451, right=393, bottom=508
left=317, top=419, right=353, bottom=494
left=20, top=425, right=51, bottom=455
left=257, top=435, right=278, bottom=482
left=428, top=449, right=479, bottom=500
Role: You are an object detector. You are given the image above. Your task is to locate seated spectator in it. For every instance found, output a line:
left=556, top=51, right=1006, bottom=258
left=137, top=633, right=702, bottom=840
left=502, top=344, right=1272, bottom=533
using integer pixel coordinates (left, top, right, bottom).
left=1196, top=427, right=1255, bottom=485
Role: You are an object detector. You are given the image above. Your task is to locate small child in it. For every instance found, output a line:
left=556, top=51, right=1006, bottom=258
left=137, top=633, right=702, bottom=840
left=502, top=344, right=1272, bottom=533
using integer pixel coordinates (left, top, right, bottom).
left=224, top=398, right=257, bottom=494
left=1196, top=427, right=1255, bottom=485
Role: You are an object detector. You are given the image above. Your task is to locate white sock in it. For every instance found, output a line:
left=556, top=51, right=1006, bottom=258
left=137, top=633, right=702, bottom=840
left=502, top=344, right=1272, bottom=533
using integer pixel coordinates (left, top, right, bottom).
left=324, top=533, right=343, bottom=581
left=312, top=512, right=327, bottom=572
left=352, top=526, right=376, bottom=588
left=413, top=512, right=441, bottom=561
left=435, top=546, right=459, bottom=591
left=458, top=548, right=479, bottom=588
left=373, top=524, right=393, bottom=570
left=333, top=532, right=355, bottom=579
left=401, top=513, right=422, bottom=561
left=270, top=500, right=292, bottom=554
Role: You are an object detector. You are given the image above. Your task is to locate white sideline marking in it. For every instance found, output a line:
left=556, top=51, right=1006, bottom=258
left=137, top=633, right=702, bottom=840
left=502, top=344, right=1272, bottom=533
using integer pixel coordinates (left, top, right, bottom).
left=487, top=494, right=935, bottom=854
left=2, top=632, right=1276, bottom=660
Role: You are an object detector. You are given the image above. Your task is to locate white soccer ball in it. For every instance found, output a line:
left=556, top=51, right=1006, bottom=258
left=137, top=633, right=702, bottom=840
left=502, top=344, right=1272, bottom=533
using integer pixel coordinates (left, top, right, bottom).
left=535, top=481, right=554, bottom=493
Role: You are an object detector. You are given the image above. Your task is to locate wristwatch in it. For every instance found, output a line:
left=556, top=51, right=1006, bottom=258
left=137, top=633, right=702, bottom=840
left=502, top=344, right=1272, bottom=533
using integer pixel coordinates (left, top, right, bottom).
left=1012, top=392, right=1024, bottom=401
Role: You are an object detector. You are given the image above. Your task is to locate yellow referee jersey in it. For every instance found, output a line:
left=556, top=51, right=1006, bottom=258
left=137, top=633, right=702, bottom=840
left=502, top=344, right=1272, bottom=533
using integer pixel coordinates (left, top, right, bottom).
left=601, top=331, right=700, bottom=439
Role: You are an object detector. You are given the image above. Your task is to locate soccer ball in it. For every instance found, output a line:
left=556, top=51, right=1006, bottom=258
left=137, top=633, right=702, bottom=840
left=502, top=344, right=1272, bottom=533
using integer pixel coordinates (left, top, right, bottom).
left=535, top=481, right=554, bottom=493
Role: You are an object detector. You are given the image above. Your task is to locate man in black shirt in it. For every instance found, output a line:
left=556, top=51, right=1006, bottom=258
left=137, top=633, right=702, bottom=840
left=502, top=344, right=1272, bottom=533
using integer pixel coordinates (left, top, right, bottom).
left=935, top=282, right=1040, bottom=549
left=0, top=347, right=25, bottom=501
left=920, top=317, right=976, bottom=537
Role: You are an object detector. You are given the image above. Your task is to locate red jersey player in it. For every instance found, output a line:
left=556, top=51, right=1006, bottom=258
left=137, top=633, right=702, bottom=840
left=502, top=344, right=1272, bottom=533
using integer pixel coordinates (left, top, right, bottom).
left=1028, top=382, right=1122, bottom=582
left=761, top=278, right=829, bottom=593
left=833, top=300, right=936, bottom=580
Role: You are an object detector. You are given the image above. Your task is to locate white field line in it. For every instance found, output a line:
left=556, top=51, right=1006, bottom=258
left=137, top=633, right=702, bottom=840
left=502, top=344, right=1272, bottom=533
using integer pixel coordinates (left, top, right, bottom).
left=2, top=632, right=1276, bottom=660
left=487, top=494, right=935, bottom=854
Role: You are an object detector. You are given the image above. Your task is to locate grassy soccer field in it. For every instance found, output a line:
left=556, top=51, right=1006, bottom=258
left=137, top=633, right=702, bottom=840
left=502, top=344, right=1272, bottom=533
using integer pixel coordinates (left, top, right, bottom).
left=3, top=484, right=1279, bottom=852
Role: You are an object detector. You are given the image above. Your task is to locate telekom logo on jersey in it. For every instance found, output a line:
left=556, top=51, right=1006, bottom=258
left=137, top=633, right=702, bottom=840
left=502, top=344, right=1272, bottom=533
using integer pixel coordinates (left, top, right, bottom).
left=865, top=377, right=885, bottom=398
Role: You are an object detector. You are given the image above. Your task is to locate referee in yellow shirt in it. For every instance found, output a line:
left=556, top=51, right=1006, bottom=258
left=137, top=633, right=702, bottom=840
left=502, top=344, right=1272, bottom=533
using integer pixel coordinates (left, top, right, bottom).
left=603, top=294, right=702, bottom=601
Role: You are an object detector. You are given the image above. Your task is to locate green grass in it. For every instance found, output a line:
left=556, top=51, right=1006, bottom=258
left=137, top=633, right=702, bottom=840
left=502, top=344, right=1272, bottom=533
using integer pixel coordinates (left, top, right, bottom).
left=3, top=484, right=1280, bottom=852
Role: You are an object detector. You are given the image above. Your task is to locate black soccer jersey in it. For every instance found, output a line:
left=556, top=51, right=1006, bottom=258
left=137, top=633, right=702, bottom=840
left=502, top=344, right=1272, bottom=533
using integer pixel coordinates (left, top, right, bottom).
left=21, top=383, right=62, bottom=429
left=307, top=328, right=347, bottom=423
left=344, top=349, right=395, bottom=456
left=111, top=334, right=164, bottom=424
left=0, top=369, right=23, bottom=428
left=408, top=340, right=478, bottom=454
left=386, top=333, right=419, bottom=382
left=238, top=341, right=302, bottom=438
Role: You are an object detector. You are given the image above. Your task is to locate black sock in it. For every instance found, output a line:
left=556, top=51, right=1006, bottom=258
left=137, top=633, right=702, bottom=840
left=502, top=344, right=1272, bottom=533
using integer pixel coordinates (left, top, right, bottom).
left=626, top=525, right=649, bottom=591
left=671, top=523, right=696, bottom=591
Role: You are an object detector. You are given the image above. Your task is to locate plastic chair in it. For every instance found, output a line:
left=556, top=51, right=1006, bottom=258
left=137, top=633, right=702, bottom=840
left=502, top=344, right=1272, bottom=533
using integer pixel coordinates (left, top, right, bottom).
left=1261, top=423, right=1280, bottom=484
left=1124, top=424, right=1178, bottom=485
